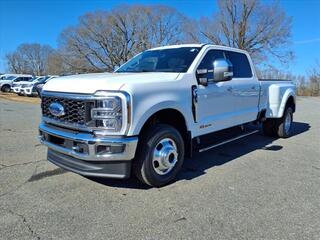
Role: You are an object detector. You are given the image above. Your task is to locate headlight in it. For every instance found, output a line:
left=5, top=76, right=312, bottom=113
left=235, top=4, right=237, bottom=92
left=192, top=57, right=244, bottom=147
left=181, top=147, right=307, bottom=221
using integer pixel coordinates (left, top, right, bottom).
left=91, top=91, right=130, bottom=135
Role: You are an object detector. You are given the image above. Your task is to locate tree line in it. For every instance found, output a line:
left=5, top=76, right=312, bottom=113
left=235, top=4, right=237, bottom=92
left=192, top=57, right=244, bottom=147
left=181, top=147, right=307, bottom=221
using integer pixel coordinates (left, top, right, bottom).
left=4, top=0, right=319, bottom=96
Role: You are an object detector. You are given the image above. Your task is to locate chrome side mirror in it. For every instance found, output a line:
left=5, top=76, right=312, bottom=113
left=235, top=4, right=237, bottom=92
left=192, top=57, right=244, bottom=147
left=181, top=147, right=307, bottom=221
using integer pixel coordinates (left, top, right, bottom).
left=213, top=59, right=233, bottom=82
left=196, top=69, right=208, bottom=86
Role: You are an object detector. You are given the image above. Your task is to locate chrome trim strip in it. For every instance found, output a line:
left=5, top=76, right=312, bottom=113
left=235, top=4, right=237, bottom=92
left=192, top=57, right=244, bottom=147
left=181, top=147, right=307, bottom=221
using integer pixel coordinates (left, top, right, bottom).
left=39, top=122, right=138, bottom=161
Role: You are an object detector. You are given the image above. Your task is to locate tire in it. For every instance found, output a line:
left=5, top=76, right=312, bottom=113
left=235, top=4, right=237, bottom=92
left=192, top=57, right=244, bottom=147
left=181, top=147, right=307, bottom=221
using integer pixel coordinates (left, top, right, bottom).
left=1, top=85, right=11, bottom=92
left=133, top=124, right=185, bottom=187
left=263, top=107, right=293, bottom=138
left=277, top=107, right=293, bottom=138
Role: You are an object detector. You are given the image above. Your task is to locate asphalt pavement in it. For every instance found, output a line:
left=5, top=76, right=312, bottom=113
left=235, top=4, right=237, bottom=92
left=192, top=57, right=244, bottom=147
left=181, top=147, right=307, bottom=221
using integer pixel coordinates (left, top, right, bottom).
left=0, top=97, right=319, bottom=240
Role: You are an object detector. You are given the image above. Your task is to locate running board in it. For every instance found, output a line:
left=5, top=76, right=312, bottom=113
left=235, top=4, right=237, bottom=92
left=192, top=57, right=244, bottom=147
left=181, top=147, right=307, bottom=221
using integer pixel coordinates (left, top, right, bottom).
left=198, top=130, right=259, bottom=153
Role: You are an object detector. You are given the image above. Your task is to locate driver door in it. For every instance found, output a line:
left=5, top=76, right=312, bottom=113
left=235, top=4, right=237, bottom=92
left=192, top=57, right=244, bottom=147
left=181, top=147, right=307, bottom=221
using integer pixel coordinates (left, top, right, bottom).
left=195, top=49, right=235, bottom=136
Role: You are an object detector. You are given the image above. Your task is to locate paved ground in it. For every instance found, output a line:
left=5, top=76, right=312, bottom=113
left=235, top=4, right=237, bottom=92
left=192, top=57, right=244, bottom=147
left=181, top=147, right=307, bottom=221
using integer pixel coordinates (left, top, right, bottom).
left=0, top=97, right=319, bottom=240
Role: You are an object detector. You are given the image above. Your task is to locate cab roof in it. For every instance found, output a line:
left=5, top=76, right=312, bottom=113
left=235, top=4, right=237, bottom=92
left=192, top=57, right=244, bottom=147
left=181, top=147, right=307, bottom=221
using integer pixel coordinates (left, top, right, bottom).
left=149, top=44, right=249, bottom=55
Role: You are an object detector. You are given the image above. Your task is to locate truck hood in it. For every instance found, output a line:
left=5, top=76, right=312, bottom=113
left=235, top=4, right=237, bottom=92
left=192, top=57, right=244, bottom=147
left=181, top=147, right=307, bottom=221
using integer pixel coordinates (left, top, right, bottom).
left=43, top=72, right=180, bottom=94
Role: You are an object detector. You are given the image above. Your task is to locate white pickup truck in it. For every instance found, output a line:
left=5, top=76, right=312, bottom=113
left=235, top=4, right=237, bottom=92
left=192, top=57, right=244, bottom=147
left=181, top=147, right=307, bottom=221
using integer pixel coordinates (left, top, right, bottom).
left=39, top=44, right=296, bottom=187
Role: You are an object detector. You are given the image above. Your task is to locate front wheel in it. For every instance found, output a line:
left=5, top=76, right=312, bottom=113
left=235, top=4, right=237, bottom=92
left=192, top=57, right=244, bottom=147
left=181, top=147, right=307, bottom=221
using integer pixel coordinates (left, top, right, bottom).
left=133, top=124, right=185, bottom=187
left=1, top=85, right=11, bottom=92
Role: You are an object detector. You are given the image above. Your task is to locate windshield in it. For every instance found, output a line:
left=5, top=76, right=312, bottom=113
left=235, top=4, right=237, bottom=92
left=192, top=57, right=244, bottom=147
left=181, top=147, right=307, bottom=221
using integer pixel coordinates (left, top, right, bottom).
left=38, top=76, right=49, bottom=83
left=116, top=47, right=201, bottom=73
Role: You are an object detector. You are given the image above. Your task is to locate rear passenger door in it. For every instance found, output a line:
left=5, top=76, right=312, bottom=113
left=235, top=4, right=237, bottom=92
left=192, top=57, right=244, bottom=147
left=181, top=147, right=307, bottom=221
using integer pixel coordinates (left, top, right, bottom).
left=224, top=51, right=260, bottom=123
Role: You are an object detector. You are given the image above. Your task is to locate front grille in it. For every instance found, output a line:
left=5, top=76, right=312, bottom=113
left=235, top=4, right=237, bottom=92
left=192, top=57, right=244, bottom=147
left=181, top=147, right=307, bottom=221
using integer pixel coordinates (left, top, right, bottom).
left=41, top=96, right=94, bottom=126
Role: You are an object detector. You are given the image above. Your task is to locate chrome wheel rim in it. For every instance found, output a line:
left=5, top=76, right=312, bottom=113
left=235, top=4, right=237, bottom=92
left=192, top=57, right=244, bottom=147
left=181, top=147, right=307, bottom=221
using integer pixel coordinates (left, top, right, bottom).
left=284, top=112, right=292, bottom=134
left=152, top=138, right=178, bottom=175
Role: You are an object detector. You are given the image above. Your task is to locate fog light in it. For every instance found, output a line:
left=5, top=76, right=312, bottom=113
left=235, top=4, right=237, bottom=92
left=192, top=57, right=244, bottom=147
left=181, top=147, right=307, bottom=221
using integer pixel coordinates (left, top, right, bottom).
left=96, top=144, right=125, bottom=155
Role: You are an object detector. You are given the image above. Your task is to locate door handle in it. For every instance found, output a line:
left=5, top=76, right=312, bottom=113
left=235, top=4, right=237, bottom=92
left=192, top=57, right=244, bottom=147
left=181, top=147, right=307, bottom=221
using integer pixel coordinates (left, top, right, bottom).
left=251, top=86, right=256, bottom=90
left=227, top=87, right=233, bottom=92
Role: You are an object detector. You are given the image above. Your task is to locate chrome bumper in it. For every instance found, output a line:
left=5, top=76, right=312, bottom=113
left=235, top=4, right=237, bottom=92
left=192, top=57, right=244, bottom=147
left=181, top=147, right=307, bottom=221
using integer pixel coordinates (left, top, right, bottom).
left=39, top=122, right=138, bottom=162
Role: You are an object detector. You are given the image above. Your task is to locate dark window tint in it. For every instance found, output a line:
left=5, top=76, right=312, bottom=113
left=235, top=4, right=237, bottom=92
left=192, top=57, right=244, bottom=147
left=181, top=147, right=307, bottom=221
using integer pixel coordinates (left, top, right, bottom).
left=224, top=51, right=252, bottom=78
left=198, top=50, right=225, bottom=70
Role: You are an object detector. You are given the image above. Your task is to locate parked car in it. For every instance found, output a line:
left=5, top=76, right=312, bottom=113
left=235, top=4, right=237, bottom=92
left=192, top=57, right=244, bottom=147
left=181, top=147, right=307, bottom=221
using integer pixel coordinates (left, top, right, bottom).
left=0, top=74, right=33, bottom=92
left=0, top=74, right=19, bottom=80
left=38, top=44, right=296, bottom=187
left=20, top=76, right=50, bottom=97
left=12, top=76, right=46, bottom=95
left=33, top=75, right=59, bottom=97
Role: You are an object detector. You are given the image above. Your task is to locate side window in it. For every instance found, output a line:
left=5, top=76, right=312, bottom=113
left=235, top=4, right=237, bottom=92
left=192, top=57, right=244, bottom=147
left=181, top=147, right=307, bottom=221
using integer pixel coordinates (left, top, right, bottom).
left=198, top=50, right=225, bottom=70
left=15, top=77, right=22, bottom=82
left=224, top=51, right=252, bottom=78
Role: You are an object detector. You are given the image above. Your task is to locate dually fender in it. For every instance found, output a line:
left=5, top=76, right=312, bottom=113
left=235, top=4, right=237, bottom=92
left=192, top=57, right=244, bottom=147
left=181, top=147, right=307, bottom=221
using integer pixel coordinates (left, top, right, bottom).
left=276, top=88, right=296, bottom=118
left=128, top=100, right=192, bottom=136
left=265, top=85, right=296, bottom=119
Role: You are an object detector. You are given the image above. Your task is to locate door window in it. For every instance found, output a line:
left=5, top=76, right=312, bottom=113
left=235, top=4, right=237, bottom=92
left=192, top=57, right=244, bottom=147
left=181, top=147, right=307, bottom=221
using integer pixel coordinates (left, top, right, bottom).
left=224, top=51, right=252, bottom=78
left=198, top=50, right=225, bottom=70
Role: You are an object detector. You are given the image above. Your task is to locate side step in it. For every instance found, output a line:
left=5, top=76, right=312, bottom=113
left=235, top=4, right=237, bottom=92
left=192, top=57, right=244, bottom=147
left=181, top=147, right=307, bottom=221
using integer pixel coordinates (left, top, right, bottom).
left=198, top=129, right=259, bottom=153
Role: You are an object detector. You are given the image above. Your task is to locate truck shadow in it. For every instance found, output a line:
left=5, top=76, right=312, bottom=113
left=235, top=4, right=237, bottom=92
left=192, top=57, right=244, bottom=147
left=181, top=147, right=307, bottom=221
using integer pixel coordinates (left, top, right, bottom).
left=88, top=121, right=310, bottom=189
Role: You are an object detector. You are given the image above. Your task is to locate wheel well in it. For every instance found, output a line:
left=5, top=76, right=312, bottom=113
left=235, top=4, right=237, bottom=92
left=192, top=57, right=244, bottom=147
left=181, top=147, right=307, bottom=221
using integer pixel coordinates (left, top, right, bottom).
left=286, top=96, right=295, bottom=112
left=139, top=109, right=192, bottom=157
left=1, top=84, right=10, bottom=90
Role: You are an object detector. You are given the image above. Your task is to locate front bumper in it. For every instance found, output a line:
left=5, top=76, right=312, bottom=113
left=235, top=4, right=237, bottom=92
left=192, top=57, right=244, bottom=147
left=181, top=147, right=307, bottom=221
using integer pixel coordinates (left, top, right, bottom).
left=21, top=87, right=34, bottom=95
left=39, top=122, right=138, bottom=178
left=47, top=149, right=132, bottom=178
left=12, top=87, right=21, bottom=93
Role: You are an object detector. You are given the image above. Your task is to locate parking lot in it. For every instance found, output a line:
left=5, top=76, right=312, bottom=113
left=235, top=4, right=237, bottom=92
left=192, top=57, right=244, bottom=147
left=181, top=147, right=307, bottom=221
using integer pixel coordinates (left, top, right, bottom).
left=0, top=96, right=319, bottom=240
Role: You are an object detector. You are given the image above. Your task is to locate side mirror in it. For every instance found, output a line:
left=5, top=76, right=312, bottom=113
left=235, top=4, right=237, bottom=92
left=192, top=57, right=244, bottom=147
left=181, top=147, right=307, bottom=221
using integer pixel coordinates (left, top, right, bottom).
left=196, top=69, right=209, bottom=86
left=213, top=59, right=233, bottom=82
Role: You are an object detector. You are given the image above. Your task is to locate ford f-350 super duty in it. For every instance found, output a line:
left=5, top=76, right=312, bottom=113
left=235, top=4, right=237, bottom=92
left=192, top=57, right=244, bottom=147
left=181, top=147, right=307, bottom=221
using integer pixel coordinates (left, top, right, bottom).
left=39, top=44, right=296, bottom=187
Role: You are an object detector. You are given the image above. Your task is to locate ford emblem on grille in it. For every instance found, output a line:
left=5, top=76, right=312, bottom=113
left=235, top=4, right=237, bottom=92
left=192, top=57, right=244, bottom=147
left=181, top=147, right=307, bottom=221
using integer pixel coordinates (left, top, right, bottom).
left=49, top=102, right=65, bottom=117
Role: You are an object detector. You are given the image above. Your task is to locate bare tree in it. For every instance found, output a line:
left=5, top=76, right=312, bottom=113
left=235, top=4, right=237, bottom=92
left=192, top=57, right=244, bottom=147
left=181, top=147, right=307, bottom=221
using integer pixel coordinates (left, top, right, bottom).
left=6, top=43, right=54, bottom=75
left=58, top=5, right=188, bottom=73
left=192, top=0, right=292, bottom=64
left=6, top=52, right=27, bottom=74
left=308, top=61, right=320, bottom=96
left=46, top=51, right=70, bottom=75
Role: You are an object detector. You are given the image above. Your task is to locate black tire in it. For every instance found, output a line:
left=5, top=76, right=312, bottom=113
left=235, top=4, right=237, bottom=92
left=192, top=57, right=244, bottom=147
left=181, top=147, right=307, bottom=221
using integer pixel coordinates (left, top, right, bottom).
left=277, top=107, right=293, bottom=138
left=263, top=107, right=293, bottom=138
left=133, top=124, right=185, bottom=187
left=1, top=85, right=11, bottom=92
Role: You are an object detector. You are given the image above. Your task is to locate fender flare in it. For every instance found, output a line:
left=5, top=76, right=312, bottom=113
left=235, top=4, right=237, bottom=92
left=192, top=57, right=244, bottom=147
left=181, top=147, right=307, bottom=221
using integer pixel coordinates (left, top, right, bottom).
left=277, top=89, right=296, bottom=118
